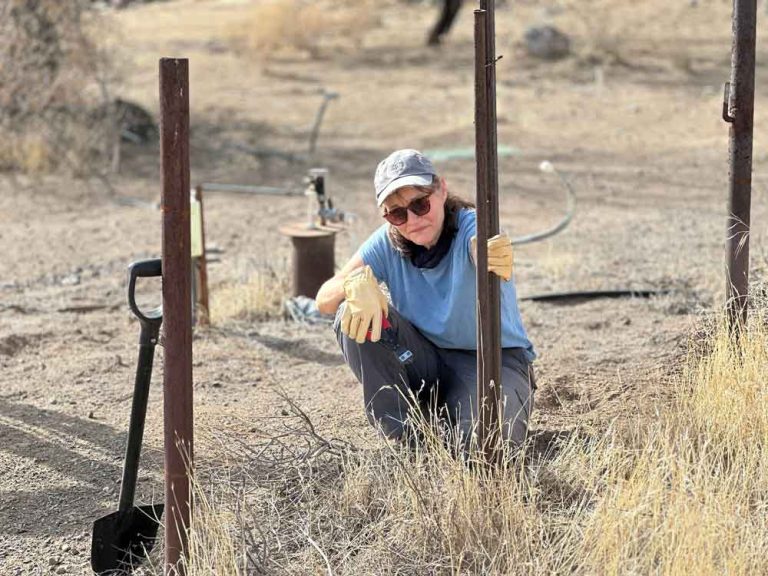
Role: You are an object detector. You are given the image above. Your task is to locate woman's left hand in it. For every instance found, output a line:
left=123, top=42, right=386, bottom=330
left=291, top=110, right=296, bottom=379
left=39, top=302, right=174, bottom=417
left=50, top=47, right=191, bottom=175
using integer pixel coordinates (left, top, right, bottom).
left=470, top=232, right=514, bottom=281
left=487, top=233, right=514, bottom=281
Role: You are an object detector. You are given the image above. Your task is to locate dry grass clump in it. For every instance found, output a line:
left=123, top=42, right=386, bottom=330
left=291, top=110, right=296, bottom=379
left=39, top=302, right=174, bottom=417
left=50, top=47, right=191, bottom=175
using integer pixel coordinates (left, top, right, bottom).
left=182, top=473, right=242, bottom=575
left=176, top=400, right=598, bottom=574
left=581, top=311, right=768, bottom=574
left=0, top=0, right=118, bottom=175
left=209, top=260, right=291, bottom=323
left=172, top=307, right=768, bottom=574
left=0, top=134, right=56, bottom=174
left=554, top=0, right=731, bottom=69
left=227, top=0, right=378, bottom=62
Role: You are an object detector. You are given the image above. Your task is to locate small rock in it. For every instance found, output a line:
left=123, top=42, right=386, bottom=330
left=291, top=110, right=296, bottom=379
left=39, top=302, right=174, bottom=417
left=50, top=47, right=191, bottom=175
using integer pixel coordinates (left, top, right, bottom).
left=60, top=543, right=70, bottom=552
left=211, top=382, right=222, bottom=388
left=48, top=556, right=60, bottom=566
left=56, top=565, right=69, bottom=574
left=88, top=411, right=95, bottom=419
left=524, top=25, right=570, bottom=61
left=60, top=274, right=81, bottom=286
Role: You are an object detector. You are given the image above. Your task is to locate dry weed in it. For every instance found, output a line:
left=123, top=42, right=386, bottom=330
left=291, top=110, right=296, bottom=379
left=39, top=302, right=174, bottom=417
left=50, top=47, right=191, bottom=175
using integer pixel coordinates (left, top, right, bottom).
left=0, top=0, right=120, bottom=176
left=227, top=0, right=378, bottom=62
left=163, top=304, right=768, bottom=574
left=581, top=310, right=768, bottom=574
left=209, top=260, right=291, bottom=323
left=554, top=0, right=731, bottom=69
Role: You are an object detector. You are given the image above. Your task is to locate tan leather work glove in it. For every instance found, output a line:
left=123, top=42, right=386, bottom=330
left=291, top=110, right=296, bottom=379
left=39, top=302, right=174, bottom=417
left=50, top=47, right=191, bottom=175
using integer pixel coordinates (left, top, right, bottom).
left=470, top=232, right=514, bottom=281
left=341, top=265, right=389, bottom=344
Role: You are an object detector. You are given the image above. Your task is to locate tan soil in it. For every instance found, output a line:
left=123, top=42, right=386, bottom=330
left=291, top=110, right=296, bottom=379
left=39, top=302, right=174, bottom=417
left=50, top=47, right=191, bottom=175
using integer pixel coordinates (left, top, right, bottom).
left=2, top=0, right=768, bottom=573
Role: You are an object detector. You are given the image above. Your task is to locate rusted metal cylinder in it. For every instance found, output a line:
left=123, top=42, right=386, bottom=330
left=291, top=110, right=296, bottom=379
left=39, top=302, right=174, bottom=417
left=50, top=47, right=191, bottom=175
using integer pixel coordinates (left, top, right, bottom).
left=279, top=223, right=338, bottom=298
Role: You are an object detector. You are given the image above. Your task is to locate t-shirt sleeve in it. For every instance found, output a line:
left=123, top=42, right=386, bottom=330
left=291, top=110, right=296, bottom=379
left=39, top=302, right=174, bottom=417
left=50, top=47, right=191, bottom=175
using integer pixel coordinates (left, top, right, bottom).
left=358, top=224, right=391, bottom=283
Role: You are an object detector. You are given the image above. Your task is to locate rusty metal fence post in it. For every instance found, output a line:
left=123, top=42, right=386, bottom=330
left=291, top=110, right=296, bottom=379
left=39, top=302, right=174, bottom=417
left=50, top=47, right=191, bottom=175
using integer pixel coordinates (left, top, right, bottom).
left=160, top=57, right=193, bottom=575
left=475, top=0, right=502, bottom=464
left=723, top=0, right=757, bottom=332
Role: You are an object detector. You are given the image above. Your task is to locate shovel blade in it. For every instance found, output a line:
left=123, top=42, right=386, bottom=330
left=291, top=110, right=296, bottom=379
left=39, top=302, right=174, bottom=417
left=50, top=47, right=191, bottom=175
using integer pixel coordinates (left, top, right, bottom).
left=91, top=503, right=164, bottom=574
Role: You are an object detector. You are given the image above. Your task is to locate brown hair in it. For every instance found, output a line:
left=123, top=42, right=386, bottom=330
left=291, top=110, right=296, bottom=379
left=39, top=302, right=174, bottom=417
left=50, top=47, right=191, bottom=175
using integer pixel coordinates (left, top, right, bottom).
left=386, top=183, right=475, bottom=258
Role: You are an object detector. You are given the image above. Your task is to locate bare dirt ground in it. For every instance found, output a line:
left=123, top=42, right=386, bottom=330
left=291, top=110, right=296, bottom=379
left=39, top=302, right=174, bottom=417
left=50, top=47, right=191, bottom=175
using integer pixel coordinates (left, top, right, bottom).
left=2, top=0, right=768, bottom=573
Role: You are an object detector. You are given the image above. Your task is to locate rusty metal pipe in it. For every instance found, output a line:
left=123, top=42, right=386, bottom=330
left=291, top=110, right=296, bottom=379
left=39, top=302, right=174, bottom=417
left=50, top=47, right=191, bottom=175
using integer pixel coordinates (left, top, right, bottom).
left=160, top=57, right=193, bottom=576
left=474, top=3, right=502, bottom=463
left=724, top=0, right=757, bottom=331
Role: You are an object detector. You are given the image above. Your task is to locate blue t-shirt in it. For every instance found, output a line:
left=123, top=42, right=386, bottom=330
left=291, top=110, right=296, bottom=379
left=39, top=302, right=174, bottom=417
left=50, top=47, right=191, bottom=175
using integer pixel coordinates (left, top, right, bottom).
left=359, top=209, right=535, bottom=361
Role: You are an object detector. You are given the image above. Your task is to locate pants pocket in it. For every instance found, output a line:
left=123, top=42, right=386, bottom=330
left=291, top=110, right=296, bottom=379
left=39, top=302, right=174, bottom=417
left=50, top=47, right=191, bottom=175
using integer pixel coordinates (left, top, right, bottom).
left=528, top=363, right=537, bottom=391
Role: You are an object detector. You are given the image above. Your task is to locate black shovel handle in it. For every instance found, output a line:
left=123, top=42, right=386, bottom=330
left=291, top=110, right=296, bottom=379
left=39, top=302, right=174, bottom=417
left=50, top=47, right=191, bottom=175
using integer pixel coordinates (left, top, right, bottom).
left=128, top=259, right=163, bottom=336
left=118, top=259, right=163, bottom=513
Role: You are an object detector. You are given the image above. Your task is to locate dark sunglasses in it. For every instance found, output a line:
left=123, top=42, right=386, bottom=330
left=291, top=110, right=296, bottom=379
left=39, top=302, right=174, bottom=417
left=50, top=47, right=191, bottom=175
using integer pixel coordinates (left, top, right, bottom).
left=382, top=194, right=432, bottom=226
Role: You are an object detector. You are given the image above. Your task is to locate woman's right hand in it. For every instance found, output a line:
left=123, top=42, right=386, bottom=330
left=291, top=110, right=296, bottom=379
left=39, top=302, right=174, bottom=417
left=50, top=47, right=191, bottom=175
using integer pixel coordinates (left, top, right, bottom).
left=340, top=265, right=388, bottom=343
left=315, top=253, right=365, bottom=316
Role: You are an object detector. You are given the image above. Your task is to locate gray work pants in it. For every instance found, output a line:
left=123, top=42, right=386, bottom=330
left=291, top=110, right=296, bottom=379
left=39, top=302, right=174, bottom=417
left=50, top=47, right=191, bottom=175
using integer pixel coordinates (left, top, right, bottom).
left=334, top=304, right=535, bottom=449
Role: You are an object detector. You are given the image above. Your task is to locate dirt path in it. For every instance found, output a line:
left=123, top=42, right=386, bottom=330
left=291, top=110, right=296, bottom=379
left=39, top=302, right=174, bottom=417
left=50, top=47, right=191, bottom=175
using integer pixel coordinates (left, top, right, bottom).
left=2, top=0, right=768, bottom=573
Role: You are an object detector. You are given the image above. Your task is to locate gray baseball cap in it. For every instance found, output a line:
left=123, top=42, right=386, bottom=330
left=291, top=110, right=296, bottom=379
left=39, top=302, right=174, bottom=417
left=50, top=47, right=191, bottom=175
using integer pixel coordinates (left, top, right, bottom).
left=374, top=149, right=437, bottom=206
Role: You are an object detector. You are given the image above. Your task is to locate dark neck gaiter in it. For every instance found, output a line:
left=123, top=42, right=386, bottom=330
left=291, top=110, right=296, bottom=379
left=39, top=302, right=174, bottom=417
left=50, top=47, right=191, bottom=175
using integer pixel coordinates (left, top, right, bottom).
left=409, top=210, right=458, bottom=269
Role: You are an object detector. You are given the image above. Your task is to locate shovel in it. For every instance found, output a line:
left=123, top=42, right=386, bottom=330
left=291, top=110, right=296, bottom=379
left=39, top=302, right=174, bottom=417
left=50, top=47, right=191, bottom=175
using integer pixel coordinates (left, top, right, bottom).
left=91, top=258, right=164, bottom=574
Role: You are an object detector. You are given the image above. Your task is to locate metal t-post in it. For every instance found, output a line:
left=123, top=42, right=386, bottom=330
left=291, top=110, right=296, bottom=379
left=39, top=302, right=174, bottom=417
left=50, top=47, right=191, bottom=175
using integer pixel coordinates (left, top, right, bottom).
left=475, top=1, right=502, bottom=464
left=160, top=57, right=193, bottom=575
left=723, top=0, right=757, bottom=332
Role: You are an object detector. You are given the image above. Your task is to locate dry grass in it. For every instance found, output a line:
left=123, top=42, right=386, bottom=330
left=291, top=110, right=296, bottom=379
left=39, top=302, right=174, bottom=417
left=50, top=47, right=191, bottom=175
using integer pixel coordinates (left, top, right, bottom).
left=209, top=261, right=291, bottom=323
left=0, top=134, right=56, bottom=174
left=1, top=0, right=120, bottom=176
left=155, top=305, right=768, bottom=574
left=226, top=0, right=378, bottom=62
left=555, top=0, right=732, bottom=68
left=581, top=312, right=768, bottom=574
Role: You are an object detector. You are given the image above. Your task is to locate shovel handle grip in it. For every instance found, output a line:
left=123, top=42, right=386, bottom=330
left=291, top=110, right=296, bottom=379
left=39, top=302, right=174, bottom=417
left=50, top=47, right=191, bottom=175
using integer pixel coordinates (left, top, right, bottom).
left=128, top=259, right=163, bottom=330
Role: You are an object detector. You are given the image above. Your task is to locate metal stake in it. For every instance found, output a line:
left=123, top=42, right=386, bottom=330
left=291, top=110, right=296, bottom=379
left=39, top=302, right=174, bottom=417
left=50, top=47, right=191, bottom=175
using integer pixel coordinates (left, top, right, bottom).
left=193, top=185, right=210, bottom=326
left=475, top=1, right=502, bottom=464
left=723, top=0, right=757, bottom=332
left=160, top=57, right=193, bottom=575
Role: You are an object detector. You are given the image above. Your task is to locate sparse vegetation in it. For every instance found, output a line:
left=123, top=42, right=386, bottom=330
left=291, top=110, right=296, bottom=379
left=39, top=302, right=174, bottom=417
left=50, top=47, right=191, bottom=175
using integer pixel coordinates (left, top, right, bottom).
left=555, top=0, right=732, bottom=69
left=226, top=0, right=378, bottom=62
left=165, top=305, right=768, bottom=574
left=0, top=0, right=119, bottom=175
left=209, top=260, right=291, bottom=323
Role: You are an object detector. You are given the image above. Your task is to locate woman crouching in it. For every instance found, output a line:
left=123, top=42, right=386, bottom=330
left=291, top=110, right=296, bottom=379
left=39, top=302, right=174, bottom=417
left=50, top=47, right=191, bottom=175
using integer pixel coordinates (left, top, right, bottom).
left=316, top=149, right=536, bottom=453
